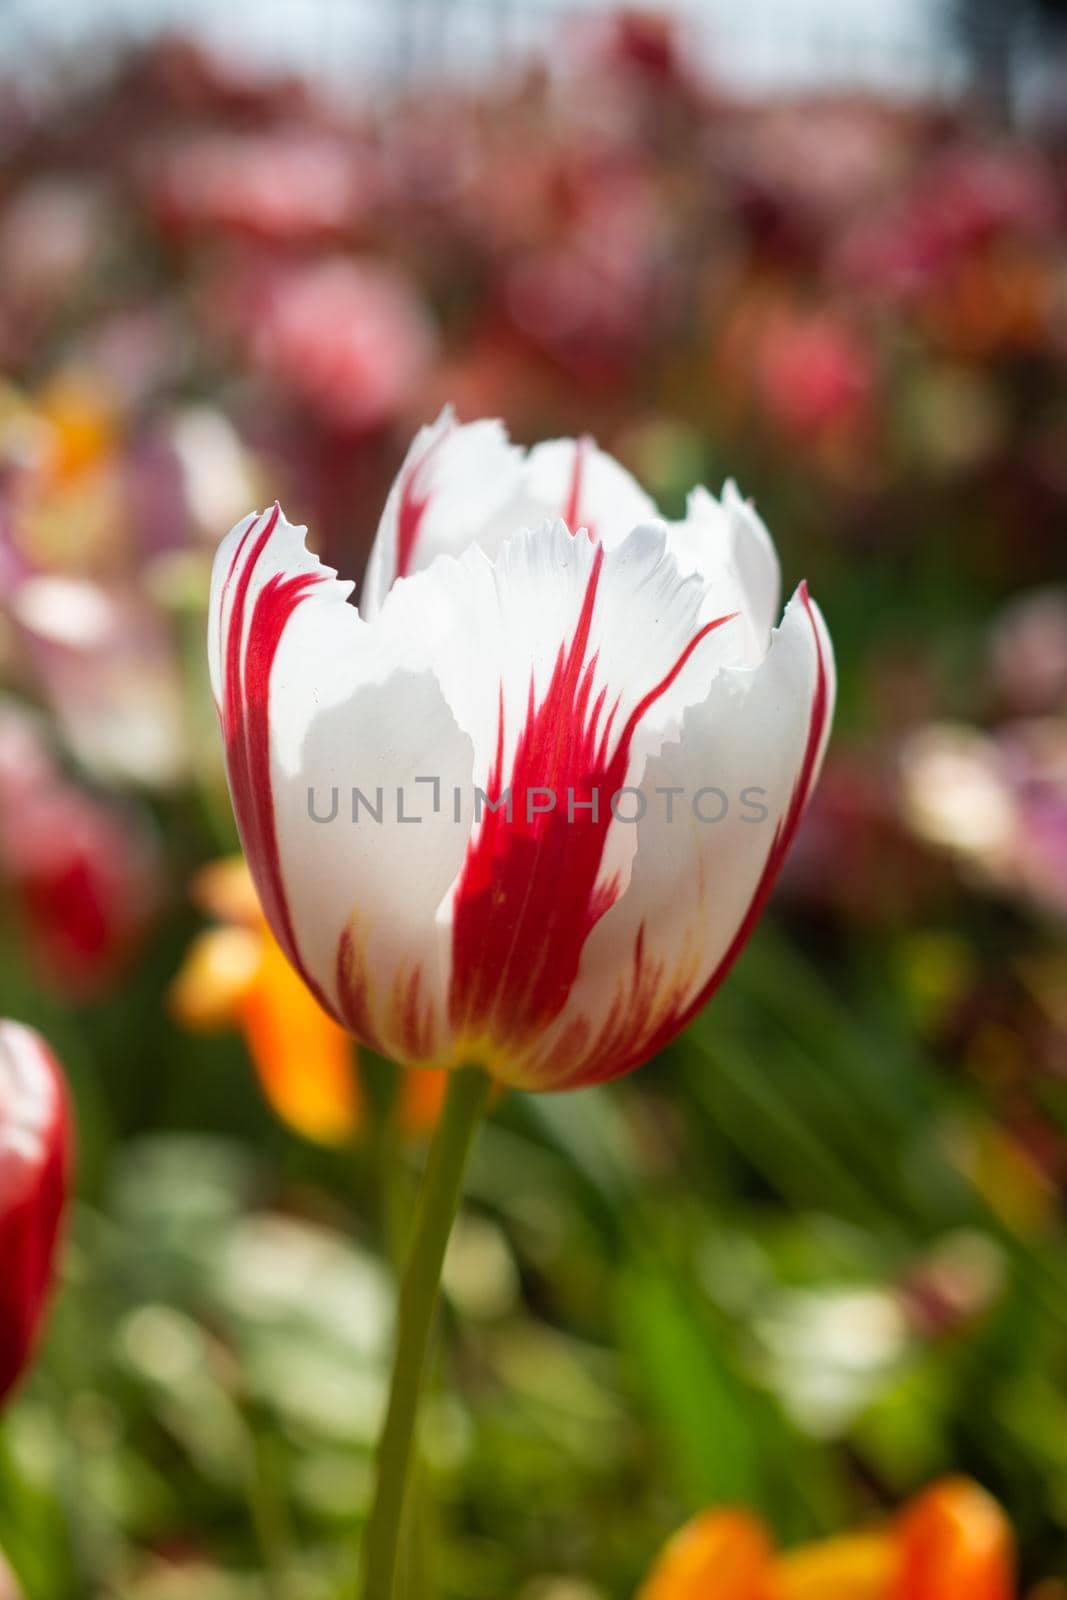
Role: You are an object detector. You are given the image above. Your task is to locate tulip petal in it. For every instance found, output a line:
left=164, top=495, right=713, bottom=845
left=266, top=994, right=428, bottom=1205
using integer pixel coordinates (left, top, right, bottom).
left=518, top=433, right=657, bottom=547
left=0, top=1021, right=70, bottom=1405
left=323, top=514, right=739, bottom=1070
left=361, top=412, right=659, bottom=617
left=668, top=482, right=782, bottom=661
left=417, top=520, right=740, bottom=1079
left=363, top=415, right=775, bottom=669
left=395, top=1066, right=450, bottom=1136
left=638, top=1509, right=775, bottom=1600
left=361, top=408, right=524, bottom=617
left=168, top=925, right=262, bottom=1030
left=774, top=1533, right=897, bottom=1600
left=894, top=1479, right=1014, bottom=1600
left=210, top=503, right=477, bottom=1060
left=533, top=581, right=834, bottom=1089
left=210, top=503, right=356, bottom=1019
left=238, top=930, right=361, bottom=1146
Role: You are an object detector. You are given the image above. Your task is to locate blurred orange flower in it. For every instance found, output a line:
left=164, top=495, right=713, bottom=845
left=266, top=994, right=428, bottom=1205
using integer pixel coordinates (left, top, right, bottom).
left=169, top=856, right=446, bottom=1145
left=640, top=1479, right=1017, bottom=1600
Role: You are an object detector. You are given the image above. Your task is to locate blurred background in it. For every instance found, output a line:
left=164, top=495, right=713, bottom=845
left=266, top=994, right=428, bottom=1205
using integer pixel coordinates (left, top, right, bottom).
left=1, top=1, right=1066, bottom=1596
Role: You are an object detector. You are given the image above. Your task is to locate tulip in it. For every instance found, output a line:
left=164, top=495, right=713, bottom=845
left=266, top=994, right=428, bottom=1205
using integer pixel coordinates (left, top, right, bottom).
left=210, top=410, right=833, bottom=1094
left=208, top=411, right=833, bottom=1595
left=639, top=1477, right=1017, bottom=1600
left=0, top=1021, right=71, bottom=1407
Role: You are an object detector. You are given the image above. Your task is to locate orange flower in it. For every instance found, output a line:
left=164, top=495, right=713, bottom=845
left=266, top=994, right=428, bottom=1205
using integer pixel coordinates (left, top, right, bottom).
left=639, top=1509, right=775, bottom=1600
left=776, top=1533, right=896, bottom=1600
left=894, top=1478, right=1014, bottom=1600
left=639, top=1479, right=1018, bottom=1600
left=169, top=856, right=446, bottom=1145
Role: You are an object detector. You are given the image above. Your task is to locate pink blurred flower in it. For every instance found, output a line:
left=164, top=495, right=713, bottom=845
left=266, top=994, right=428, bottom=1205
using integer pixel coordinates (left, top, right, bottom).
left=147, top=129, right=378, bottom=245
left=783, top=750, right=941, bottom=926
left=900, top=719, right=1067, bottom=920
left=754, top=309, right=875, bottom=444
left=0, top=181, right=106, bottom=365
left=223, top=256, right=436, bottom=434
left=503, top=167, right=675, bottom=388
left=713, top=101, right=915, bottom=233
left=989, top=589, right=1067, bottom=717
left=10, top=577, right=190, bottom=788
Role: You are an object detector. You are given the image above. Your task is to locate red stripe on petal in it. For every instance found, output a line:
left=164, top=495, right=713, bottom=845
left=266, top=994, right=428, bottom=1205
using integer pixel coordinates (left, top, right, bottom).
left=628, top=583, right=831, bottom=1070
left=543, top=586, right=829, bottom=1092
left=335, top=923, right=388, bottom=1053
left=335, top=920, right=437, bottom=1060
left=219, top=508, right=336, bottom=1019
left=395, top=422, right=453, bottom=581
left=449, top=545, right=734, bottom=1061
left=562, top=435, right=593, bottom=537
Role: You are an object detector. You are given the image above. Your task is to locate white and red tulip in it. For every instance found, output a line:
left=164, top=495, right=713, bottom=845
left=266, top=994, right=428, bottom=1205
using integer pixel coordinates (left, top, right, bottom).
left=0, top=1022, right=70, bottom=1406
left=209, top=411, right=834, bottom=1091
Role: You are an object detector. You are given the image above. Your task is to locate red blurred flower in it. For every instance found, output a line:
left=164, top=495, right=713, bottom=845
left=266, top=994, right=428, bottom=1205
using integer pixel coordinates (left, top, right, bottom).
left=502, top=164, right=675, bottom=389
left=0, top=1020, right=70, bottom=1408
left=835, top=146, right=1060, bottom=355
left=0, top=702, right=161, bottom=997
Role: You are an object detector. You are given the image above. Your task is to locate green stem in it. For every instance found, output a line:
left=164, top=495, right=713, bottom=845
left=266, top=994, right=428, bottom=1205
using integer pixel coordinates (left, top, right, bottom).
left=242, top=1420, right=288, bottom=1600
left=359, top=1065, right=490, bottom=1600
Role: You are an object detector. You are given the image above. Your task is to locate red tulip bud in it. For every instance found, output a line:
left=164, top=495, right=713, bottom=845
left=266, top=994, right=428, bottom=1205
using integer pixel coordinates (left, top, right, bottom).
left=0, top=1022, right=71, bottom=1407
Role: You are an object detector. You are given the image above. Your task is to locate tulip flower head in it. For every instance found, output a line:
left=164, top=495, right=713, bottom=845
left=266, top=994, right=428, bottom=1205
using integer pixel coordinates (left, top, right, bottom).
left=210, top=411, right=833, bottom=1089
left=0, top=1021, right=70, bottom=1406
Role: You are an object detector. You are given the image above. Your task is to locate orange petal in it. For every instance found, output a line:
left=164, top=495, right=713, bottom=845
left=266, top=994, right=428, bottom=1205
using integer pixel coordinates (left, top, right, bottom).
left=191, top=855, right=265, bottom=928
left=894, top=1479, right=1015, bottom=1600
left=639, top=1510, right=775, bottom=1600
left=395, top=1066, right=450, bottom=1137
left=237, top=930, right=361, bottom=1146
left=169, top=926, right=262, bottom=1030
left=38, top=372, right=117, bottom=479
left=774, top=1533, right=897, bottom=1600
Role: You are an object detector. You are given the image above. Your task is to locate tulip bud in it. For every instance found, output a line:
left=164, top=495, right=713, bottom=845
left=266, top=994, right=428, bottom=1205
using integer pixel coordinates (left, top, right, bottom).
left=0, top=1021, right=71, bottom=1406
